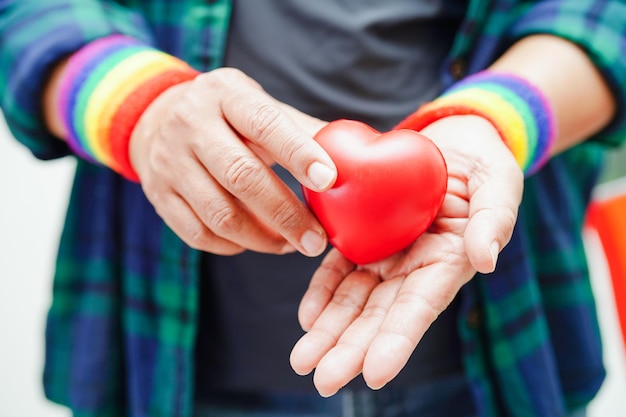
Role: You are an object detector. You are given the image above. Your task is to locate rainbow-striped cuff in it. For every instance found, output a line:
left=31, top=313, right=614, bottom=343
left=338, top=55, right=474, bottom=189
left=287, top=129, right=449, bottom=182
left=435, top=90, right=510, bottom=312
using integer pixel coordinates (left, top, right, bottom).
left=395, top=71, right=556, bottom=175
left=58, top=35, right=200, bottom=181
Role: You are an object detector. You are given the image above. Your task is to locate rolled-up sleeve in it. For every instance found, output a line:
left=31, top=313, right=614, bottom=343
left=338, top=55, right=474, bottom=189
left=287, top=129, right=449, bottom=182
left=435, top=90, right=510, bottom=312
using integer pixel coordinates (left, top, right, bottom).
left=0, top=1, right=155, bottom=159
left=510, top=0, right=626, bottom=146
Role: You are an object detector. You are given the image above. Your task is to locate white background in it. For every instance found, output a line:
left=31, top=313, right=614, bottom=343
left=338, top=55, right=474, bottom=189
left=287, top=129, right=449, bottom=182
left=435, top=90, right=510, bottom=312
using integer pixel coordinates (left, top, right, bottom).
left=1, top=113, right=625, bottom=416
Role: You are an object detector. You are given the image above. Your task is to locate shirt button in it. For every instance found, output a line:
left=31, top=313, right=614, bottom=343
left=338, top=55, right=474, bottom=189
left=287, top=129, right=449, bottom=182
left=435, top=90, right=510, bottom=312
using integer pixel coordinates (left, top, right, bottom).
left=449, top=58, right=467, bottom=80
left=466, top=306, right=482, bottom=329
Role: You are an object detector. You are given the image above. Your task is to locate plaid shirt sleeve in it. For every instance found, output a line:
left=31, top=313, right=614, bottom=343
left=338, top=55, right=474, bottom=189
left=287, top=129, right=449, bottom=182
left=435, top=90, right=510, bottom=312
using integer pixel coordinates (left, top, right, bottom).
left=509, top=0, right=626, bottom=146
left=452, top=1, right=625, bottom=416
left=0, top=0, right=155, bottom=160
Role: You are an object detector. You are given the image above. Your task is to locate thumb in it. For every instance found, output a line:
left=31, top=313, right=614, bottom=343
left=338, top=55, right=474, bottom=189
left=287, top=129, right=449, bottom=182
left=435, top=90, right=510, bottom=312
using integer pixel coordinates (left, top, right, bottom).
left=464, top=163, right=523, bottom=273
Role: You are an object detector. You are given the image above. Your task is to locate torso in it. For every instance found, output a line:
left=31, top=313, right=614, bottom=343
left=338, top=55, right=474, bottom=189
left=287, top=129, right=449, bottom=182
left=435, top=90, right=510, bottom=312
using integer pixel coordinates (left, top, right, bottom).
left=195, top=0, right=468, bottom=394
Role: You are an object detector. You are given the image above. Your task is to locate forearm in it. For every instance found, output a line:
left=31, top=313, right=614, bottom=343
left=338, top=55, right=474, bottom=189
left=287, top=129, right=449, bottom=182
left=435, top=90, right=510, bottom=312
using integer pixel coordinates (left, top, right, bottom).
left=489, top=34, right=616, bottom=155
left=43, top=34, right=616, bottom=164
left=0, top=1, right=154, bottom=159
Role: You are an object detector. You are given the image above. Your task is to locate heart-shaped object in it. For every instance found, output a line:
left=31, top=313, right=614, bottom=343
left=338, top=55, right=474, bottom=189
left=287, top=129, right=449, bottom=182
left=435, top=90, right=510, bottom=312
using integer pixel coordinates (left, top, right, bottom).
left=303, top=119, right=447, bottom=264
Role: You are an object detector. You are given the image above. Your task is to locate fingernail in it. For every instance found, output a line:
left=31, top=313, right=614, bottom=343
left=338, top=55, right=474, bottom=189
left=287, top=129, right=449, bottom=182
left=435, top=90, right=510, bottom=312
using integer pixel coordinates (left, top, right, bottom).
left=489, top=241, right=500, bottom=272
left=300, top=230, right=326, bottom=256
left=308, top=161, right=335, bottom=190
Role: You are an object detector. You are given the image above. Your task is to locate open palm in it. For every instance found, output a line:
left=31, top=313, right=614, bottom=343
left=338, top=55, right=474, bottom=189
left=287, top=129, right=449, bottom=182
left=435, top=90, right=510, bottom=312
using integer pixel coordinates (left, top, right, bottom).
left=290, top=115, right=524, bottom=396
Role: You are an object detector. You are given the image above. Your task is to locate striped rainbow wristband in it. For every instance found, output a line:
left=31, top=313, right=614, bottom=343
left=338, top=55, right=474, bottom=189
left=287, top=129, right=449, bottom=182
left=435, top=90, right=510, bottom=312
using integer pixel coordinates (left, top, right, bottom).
left=58, top=35, right=200, bottom=181
left=395, top=71, right=556, bottom=175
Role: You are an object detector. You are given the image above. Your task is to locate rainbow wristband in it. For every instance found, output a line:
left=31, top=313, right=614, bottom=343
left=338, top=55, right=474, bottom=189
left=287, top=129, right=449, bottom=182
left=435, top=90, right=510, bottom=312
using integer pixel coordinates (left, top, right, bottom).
left=395, top=71, right=556, bottom=175
left=58, top=35, right=200, bottom=181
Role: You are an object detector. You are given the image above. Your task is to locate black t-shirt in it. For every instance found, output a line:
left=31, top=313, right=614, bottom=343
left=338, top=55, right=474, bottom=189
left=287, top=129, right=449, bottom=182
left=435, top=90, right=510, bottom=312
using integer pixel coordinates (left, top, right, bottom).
left=195, top=0, right=468, bottom=394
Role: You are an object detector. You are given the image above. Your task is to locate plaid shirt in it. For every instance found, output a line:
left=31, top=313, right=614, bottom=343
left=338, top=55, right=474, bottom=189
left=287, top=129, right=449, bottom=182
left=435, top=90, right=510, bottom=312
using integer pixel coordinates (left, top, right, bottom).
left=1, top=1, right=626, bottom=416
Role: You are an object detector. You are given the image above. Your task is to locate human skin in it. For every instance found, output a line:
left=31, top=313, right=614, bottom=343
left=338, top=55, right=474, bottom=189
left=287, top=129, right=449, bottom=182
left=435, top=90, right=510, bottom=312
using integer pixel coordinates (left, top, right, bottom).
left=289, top=34, right=616, bottom=396
left=43, top=34, right=615, bottom=395
left=45, top=64, right=333, bottom=258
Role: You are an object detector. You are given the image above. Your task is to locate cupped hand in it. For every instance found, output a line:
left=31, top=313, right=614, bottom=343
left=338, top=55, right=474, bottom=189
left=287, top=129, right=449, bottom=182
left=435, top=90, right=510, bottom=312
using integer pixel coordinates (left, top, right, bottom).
left=129, top=67, right=336, bottom=257
left=290, top=115, right=524, bottom=396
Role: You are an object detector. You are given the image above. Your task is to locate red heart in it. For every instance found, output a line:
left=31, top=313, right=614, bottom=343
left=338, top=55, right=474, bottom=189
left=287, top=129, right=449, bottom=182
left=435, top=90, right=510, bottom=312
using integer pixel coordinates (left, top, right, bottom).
left=303, top=119, right=447, bottom=264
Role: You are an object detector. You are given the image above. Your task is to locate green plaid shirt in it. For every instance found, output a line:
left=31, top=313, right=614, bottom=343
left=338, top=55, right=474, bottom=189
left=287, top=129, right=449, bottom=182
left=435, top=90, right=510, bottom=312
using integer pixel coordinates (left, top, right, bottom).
left=2, top=1, right=626, bottom=416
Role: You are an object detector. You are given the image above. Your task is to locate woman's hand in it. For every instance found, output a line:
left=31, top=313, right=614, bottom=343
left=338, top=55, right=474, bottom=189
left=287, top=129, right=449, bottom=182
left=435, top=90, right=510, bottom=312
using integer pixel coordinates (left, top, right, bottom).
left=129, top=68, right=336, bottom=257
left=290, top=115, right=524, bottom=396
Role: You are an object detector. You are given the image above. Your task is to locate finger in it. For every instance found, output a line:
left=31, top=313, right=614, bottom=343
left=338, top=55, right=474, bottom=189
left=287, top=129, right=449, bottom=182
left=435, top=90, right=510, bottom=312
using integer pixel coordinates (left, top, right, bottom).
left=167, top=91, right=329, bottom=257
left=150, top=189, right=245, bottom=255
left=464, top=155, right=523, bottom=273
left=172, top=154, right=296, bottom=254
left=428, top=176, right=471, bottom=236
left=312, top=277, right=403, bottom=397
left=419, top=115, right=523, bottom=273
left=220, top=84, right=337, bottom=192
left=198, top=127, right=328, bottom=257
left=297, top=249, right=356, bottom=331
left=289, top=269, right=379, bottom=377
left=362, top=262, right=468, bottom=390
left=436, top=176, right=470, bottom=221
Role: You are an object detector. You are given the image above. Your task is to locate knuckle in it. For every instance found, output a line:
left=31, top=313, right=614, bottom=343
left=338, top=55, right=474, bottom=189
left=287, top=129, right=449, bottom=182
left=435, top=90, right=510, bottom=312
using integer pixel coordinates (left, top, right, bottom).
left=185, top=224, right=211, bottom=250
left=498, top=206, right=519, bottom=245
left=223, top=154, right=266, bottom=196
left=268, top=198, right=304, bottom=231
left=167, top=101, right=196, bottom=131
left=309, top=327, right=340, bottom=345
left=246, top=103, right=308, bottom=166
left=148, top=140, right=173, bottom=173
left=205, top=203, right=243, bottom=236
left=144, top=188, right=168, bottom=216
left=360, top=304, right=388, bottom=321
left=502, top=206, right=518, bottom=231
left=198, top=67, right=245, bottom=89
left=397, top=290, right=443, bottom=322
left=247, top=102, right=283, bottom=141
left=278, top=135, right=307, bottom=166
left=337, top=339, right=367, bottom=357
left=156, top=206, right=211, bottom=251
left=330, top=290, right=366, bottom=312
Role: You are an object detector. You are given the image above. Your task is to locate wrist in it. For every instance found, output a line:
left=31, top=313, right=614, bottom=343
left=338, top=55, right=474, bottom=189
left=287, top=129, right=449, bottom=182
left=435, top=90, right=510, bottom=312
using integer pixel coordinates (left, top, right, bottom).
left=128, top=80, right=191, bottom=178
left=396, top=71, right=556, bottom=176
left=420, top=115, right=518, bottom=169
left=420, top=114, right=502, bottom=144
left=55, top=35, right=200, bottom=181
left=43, top=57, right=71, bottom=139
